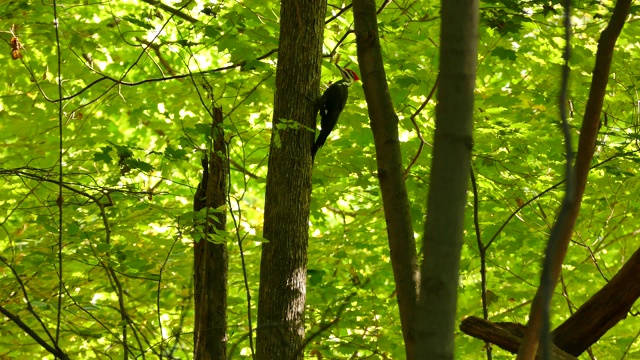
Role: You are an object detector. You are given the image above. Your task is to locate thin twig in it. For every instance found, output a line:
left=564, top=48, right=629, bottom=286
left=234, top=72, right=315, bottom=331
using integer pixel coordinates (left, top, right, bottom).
left=470, top=166, right=492, bottom=360
left=404, top=74, right=439, bottom=178
left=0, top=257, right=57, bottom=346
left=325, top=4, right=352, bottom=24
left=27, top=48, right=278, bottom=104
left=290, top=292, right=357, bottom=359
left=155, top=230, right=183, bottom=358
left=52, top=0, right=64, bottom=346
left=0, top=305, right=70, bottom=360
left=141, top=0, right=199, bottom=23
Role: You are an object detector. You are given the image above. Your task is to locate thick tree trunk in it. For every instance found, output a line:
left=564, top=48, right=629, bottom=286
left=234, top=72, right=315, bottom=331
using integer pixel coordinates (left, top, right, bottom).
left=414, top=0, right=479, bottom=358
left=352, top=1, right=420, bottom=358
left=255, top=0, right=325, bottom=359
left=194, top=107, right=229, bottom=360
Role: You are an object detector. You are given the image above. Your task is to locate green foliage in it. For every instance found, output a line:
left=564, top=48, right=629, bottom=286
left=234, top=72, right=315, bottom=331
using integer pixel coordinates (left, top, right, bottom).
left=1, top=0, right=640, bottom=359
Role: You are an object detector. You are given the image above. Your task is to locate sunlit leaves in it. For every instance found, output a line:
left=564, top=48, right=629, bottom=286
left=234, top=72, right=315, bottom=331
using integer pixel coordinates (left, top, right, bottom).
left=1, top=0, right=640, bottom=358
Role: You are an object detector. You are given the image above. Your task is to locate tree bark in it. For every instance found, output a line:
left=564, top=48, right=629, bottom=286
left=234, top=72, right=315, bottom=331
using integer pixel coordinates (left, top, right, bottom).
left=414, top=0, right=479, bottom=358
left=462, top=245, right=640, bottom=356
left=352, top=1, right=419, bottom=358
left=517, top=1, right=632, bottom=358
left=551, top=244, right=640, bottom=355
left=255, top=0, right=325, bottom=359
left=459, top=317, right=577, bottom=360
left=194, top=107, right=229, bottom=360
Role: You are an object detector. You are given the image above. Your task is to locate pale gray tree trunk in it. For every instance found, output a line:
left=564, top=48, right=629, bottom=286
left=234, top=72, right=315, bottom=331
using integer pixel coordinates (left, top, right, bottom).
left=415, top=0, right=479, bottom=358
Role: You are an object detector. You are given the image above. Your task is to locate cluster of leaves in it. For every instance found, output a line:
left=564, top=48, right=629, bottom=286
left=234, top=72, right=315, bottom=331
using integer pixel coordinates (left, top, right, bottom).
left=1, top=0, right=640, bottom=358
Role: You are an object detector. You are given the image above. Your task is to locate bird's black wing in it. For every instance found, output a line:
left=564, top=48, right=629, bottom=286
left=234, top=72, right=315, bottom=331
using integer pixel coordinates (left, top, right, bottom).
left=313, top=81, right=350, bottom=160
left=319, top=82, right=349, bottom=132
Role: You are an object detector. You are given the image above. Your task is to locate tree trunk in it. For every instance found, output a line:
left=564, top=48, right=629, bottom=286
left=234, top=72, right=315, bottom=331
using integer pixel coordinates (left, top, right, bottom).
left=517, top=1, right=632, bottom=358
left=194, top=107, right=229, bottom=360
left=255, top=0, right=325, bottom=359
left=352, top=1, right=420, bottom=358
left=414, top=0, right=479, bottom=358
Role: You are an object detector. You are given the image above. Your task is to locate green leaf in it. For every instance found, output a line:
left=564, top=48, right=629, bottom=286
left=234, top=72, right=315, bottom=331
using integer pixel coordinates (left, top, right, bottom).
left=127, top=259, right=148, bottom=269
left=95, top=243, right=111, bottom=253
left=491, top=47, right=517, bottom=61
left=124, top=158, right=154, bottom=172
left=93, top=146, right=113, bottom=163
left=67, top=222, right=80, bottom=236
left=164, top=146, right=187, bottom=160
left=308, top=269, right=326, bottom=286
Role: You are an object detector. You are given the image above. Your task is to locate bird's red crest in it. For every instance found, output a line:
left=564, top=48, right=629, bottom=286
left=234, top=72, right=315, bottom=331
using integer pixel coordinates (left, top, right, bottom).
left=348, top=69, right=360, bottom=81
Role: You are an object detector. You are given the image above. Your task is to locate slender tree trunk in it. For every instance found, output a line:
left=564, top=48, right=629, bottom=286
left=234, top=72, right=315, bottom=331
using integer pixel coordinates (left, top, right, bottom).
left=194, top=107, right=229, bottom=360
left=414, top=0, right=479, bottom=358
left=255, top=1, right=325, bottom=359
left=352, top=1, right=420, bottom=358
left=517, top=1, right=632, bottom=358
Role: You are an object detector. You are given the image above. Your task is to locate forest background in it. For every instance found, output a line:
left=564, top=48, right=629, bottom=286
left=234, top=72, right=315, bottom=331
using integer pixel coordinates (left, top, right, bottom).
left=1, top=0, right=640, bottom=359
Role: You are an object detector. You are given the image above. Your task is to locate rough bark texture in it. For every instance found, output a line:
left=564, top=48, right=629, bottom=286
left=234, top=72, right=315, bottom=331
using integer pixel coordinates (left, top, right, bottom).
left=460, top=242, right=640, bottom=356
left=194, top=107, right=229, bottom=360
left=414, top=0, right=479, bottom=358
left=255, top=0, right=325, bottom=359
left=517, top=1, right=632, bottom=358
left=552, top=244, right=640, bottom=355
left=462, top=245, right=640, bottom=356
left=460, top=317, right=577, bottom=360
left=352, top=1, right=419, bottom=358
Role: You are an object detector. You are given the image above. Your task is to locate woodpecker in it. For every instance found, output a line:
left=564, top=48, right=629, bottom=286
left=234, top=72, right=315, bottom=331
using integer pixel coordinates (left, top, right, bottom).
left=312, top=64, right=359, bottom=160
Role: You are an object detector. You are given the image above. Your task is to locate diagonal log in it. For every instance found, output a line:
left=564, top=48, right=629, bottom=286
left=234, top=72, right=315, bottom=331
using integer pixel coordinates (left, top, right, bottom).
left=461, top=244, right=640, bottom=357
left=460, top=317, right=576, bottom=360
left=552, top=245, right=640, bottom=355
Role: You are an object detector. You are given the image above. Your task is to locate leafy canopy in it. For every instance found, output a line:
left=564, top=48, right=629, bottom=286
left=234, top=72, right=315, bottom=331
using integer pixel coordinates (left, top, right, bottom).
left=1, top=0, right=640, bottom=358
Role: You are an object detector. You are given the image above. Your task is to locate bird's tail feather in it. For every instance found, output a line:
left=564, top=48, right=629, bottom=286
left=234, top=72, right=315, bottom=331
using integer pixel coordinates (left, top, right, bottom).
left=311, top=132, right=329, bottom=160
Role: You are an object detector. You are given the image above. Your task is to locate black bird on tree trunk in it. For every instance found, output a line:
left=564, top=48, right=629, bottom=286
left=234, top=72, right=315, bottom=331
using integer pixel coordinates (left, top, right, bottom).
left=312, top=64, right=359, bottom=160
